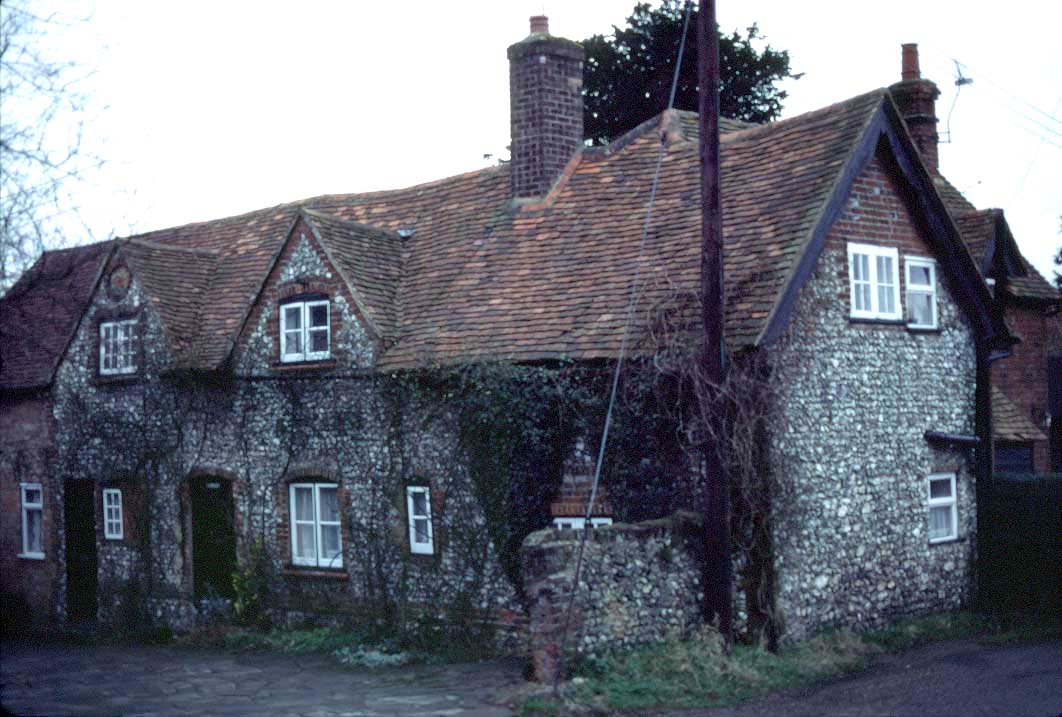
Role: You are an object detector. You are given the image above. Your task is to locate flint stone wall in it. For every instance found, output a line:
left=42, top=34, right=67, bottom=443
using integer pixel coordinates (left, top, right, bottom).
left=522, top=511, right=705, bottom=682
left=767, top=157, right=979, bottom=640
left=51, top=251, right=523, bottom=643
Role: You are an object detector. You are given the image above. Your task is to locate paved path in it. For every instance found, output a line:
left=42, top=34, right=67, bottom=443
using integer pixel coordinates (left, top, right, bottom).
left=5, top=637, right=1060, bottom=717
left=675, top=638, right=1062, bottom=717
left=0, top=640, right=524, bottom=716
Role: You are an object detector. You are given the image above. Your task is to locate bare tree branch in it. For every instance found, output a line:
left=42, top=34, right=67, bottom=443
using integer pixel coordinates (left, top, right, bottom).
left=1, top=0, right=102, bottom=290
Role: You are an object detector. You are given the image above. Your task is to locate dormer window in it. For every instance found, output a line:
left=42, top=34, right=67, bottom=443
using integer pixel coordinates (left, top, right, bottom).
left=280, top=298, right=330, bottom=362
left=99, top=319, right=138, bottom=375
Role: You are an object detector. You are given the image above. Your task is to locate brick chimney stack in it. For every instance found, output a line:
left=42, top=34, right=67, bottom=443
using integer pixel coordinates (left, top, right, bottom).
left=889, top=43, right=941, bottom=171
left=508, top=16, right=584, bottom=200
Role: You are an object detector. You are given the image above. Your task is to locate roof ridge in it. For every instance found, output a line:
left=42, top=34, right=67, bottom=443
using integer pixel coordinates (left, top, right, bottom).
left=121, top=237, right=222, bottom=257
left=127, top=203, right=300, bottom=242
left=671, top=108, right=760, bottom=130
left=585, top=110, right=683, bottom=157
left=724, top=89, right=889, bottom=146
left=300, top=208, right=403, bottom=239
left=306, top=164, right=507, bottom=208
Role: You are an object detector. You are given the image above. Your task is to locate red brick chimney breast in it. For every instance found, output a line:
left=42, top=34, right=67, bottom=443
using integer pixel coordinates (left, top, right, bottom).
left=889, top=43, right=941, bottom=171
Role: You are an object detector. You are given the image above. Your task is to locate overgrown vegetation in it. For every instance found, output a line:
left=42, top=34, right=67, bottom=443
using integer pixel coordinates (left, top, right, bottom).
left=519, top=610, right=1062, bottom=715
left=196, top=624, right=455, bottom=669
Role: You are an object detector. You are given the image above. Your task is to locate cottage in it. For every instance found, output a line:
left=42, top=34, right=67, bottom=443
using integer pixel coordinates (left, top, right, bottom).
left=1, top=18, right=1024, bottom=648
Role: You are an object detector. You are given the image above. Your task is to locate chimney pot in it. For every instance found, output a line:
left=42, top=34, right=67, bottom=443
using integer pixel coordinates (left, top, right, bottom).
left=530, top=15, right=548, bottom=34
left=901, top=43, right=920, bottom=81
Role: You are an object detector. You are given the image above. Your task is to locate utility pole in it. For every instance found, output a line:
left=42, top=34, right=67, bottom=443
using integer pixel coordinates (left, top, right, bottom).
left=698, top=0, right=732, bottom=642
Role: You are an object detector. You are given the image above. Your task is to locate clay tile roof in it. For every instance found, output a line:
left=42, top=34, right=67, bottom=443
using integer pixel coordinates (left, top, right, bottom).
left=937, top=178, right=1057, bottom=304
left=993, top=385, right=1047, bottom=442
left=350, top=89, right=886, bottom=369
left=302, top=210, right=402, bottom=340
left=1, top=241, right=113, bottom=392
left=1, top=88, right=944, bottom=379
left=933, top=173, right=977, bottom=216
left=130, top=205, right=300, bottom=368
left=952, top=209, right=997, bottom=269
left=1008, top=261, right=1060, bottom=302
left=118, top=239, right=220, bottom=368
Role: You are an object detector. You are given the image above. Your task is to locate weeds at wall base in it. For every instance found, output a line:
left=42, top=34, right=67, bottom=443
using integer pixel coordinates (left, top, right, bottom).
left=516, top=610, right=1062, bottom=715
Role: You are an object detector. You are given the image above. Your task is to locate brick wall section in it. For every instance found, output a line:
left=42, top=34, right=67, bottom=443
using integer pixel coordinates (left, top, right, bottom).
left=508, top=31, right=584, bottom=199
left=769, top=151, right=979, bottom=640
left=832, top=158, right=940, bottom=306
left=549, top=439, right=612, bottom=518
left=0, top=394, right=62, bottom=627
left=889, top=77, right=941, bottom=171
left=521, top=512, right=705, bottom=682
left=993, top=301, right=1062, bottom=471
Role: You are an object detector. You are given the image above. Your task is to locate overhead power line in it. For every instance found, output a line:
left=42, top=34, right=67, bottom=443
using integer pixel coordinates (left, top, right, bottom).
left=552, top=0, right=695, bottom=695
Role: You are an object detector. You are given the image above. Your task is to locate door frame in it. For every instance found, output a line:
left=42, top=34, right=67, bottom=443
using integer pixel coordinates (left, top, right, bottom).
left=185, top=474, right=238, bottom=600
left=63, top=479, right=98, bottom=624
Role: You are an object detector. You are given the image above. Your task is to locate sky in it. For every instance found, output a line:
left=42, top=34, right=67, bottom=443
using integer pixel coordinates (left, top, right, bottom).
left=22, top=0, right=1062, bottom=281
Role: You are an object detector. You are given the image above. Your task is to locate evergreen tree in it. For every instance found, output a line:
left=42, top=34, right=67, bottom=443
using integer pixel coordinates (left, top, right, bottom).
left=582, top=1, right=799, bottom=145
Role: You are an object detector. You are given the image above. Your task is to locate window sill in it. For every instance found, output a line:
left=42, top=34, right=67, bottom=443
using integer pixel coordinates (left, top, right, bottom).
left=928, top=536, right=959, bottom=546
left=282, top=566, right=348, bottom=580
left=94, top=372, right=140, bottom=386
left=906, top=324, right=940, bottom=334
left=17, top=552, right=45, bottom=561
left=848, top=317, right=905, bottom=326
left=406, top=549, right=439, bottom=562
left=272, top=358, right=337, bottom=372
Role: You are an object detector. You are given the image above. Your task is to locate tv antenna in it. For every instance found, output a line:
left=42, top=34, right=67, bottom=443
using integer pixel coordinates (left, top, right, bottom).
left=943, top=59, right=974, bottom=143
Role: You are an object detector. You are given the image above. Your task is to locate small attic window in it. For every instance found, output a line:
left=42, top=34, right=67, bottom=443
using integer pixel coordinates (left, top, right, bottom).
left=280, top=296, right=330, bottom=363
left=905, top=257, right=938, bottom=329
left=847, top=243, right=901, bottom=321
left=99, top=319, right=138, bottom=375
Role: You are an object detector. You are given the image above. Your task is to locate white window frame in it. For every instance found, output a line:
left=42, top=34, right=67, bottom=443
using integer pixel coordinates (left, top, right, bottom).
left=103, top=488, right=124, bottom=540
left=279, top=299, right=330, bottom=363
left=99, top=319, right=137, bottom=375
left=553, top=517, right=613, bottom=530
left=289, top=482, right=343, bottom=568
left=19, top=483, right=44, bottom=559
left=405, top=486, right=434, bottom=555
left=905, top=257, right=938, bottom=329
left=927, top=472, right=958, bottom=543
left=847, top=243, right=901, bottom=320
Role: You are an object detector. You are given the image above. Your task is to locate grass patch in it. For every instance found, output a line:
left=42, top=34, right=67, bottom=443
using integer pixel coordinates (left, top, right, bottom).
left=520, top=627, right=878, bottom=714
left=210, top=625, right=429, bottom=668
left=864, top=610, right=1062, bottom=651
left=184, top=617, right=503, bottom=669
left=518, top=610, right=1062, bottom=715
left=862, top=611, right=992, bottom=651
